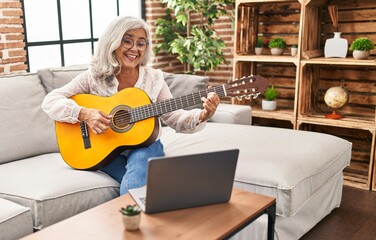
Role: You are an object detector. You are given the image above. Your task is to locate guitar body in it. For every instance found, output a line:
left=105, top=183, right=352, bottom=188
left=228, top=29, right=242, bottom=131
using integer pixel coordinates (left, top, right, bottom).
left=55, top=88, right=159, bottom=170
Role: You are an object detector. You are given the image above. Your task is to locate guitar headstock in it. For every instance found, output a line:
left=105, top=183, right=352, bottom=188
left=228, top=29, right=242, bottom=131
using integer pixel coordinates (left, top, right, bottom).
left=224, top=75, right=269, bottom=100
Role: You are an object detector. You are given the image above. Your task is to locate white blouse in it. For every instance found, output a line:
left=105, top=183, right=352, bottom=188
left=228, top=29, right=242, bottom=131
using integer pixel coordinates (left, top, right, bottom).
left=42, top=65, right=205, bottom=134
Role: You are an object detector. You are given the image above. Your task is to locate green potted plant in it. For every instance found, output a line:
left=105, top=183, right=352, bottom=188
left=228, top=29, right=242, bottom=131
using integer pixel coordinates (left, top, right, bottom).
left=291, top=45, right=298, bottom=57
left=255, top=36, right=264, bottom=55
left=120, top=205, right=141, bottom=231
left=349, top=37, right=374, bottom=60
left=154, top=0, right=234, bottom=73
left=268, top=38, right=286, bottom=56
left=262, top=86, right=278, bottom=111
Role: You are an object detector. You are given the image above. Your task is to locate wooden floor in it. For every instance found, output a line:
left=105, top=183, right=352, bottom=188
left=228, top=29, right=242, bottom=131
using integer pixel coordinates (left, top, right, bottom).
left=301, top=185, right=376, bottom=240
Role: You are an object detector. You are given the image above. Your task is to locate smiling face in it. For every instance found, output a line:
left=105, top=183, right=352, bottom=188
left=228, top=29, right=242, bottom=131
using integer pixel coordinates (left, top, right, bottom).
left=115, top=28, right=148, bottom=70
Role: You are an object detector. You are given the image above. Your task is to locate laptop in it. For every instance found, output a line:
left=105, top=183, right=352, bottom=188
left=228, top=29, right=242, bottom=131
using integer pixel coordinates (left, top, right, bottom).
left=128, top=149, right=239, bottom=214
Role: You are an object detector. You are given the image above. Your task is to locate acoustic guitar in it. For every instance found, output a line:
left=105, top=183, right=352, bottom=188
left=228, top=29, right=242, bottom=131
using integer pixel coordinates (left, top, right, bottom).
left=55, top=75, right=268, bottom=170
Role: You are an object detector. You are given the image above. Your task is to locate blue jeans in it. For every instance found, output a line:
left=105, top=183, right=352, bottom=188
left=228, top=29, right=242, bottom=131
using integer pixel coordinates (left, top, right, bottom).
left=101, top=140, right=164, bottom=195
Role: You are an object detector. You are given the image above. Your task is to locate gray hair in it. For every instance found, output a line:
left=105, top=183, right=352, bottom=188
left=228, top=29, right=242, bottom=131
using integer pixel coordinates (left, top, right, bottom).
left=91, top=16, right=153, bottom=81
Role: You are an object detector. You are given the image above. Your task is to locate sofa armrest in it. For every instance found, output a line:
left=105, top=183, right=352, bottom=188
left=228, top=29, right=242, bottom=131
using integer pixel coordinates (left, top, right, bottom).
left=209, top=104, right=252, bottom=125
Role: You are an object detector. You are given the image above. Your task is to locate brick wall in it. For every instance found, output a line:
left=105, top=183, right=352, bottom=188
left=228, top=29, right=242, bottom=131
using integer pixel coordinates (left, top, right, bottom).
left=145, top=0, right=235, bottom=86
left=0, top=0, right=26, bottom=75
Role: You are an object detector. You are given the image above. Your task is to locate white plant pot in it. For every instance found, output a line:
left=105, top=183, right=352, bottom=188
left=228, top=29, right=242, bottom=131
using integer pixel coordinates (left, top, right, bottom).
left=262, top=100, right=277, bottom=111
left=255, top=47, right=263, bottom=55
left=271, top=48, right=284, bottom=56
left=122, top=214, right=141, bottom=231
left=291, top=48, right=298, bottom=57
left=352, top=50, right=370, bottom=60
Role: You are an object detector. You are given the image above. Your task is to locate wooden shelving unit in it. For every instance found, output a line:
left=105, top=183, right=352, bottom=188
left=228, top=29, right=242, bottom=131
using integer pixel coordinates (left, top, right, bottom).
left=233, top=0, right=376, bottom=190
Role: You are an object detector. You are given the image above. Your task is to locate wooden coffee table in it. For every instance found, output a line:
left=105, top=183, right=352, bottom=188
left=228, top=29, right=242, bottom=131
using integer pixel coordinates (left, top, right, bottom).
left=21, top=189, right=276, bottom=240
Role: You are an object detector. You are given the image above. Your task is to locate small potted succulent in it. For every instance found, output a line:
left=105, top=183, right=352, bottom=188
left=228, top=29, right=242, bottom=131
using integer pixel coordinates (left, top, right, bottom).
left=349, top=37, right=374, bottom=60
left=268, top=38, right=286, bottom=56
left=291, top=45, right=298, bottom=57
left=262, top=86, right=278, bottom=111
left=255, top=37, right=264, bottom=55
left=120, top=205, right=141, bottom=231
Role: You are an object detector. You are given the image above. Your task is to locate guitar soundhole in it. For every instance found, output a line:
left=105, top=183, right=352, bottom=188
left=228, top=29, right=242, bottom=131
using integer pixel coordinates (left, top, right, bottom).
left=110, top=106, right=133, bottom=133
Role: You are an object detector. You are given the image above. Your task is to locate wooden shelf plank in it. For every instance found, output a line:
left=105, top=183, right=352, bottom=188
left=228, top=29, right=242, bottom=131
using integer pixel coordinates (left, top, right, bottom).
left=234, top=54, right=299, bottom=64
left=297, top=115, right=375, bottom=132
left=252, top=107, right=295, bottom=121
left=302, top=57, right=376, bottom=66
left=237, top=0, right=300, bottom=4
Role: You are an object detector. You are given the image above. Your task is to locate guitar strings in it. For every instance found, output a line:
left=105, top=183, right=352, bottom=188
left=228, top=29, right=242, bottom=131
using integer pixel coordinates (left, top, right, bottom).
left=111, top=86, right=226, bottom=125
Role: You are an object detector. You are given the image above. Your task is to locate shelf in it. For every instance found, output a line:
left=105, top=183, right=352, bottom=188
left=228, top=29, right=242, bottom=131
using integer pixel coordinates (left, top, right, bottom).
left=237, top=0, right=299, bottom=4
left=297, top=114, right=375, bottom=132
left=252, top=107, right=295, bottom=122
left=234, top=55, right=299, bottom=64
left=234, top=0, right=376, bottom=190
left=302, top=57, right=376, bottom=66
left=344, top=172, right=369, bottom=190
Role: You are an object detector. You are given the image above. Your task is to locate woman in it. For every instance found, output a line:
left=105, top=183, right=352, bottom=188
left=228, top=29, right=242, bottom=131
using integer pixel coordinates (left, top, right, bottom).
left=42, top=16, right=220, bottom=195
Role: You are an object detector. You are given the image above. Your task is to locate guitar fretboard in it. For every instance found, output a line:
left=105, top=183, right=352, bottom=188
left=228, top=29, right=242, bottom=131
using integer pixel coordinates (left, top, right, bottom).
left=129, top=85, right=226, bottom=123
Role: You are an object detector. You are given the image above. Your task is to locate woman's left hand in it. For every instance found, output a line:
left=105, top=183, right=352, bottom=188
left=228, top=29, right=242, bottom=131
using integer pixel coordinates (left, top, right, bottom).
left=199, top=92, right=220, bottom=122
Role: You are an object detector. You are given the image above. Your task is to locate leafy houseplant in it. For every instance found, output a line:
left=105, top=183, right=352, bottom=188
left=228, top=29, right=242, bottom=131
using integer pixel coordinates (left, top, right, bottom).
left=262, top=86, right=278, bottom=111
left=349, top=37, right=375, bottom=60
left=154, top=0, right=234, bottom=74
left=268, top=38, right=286, bottom=56
left=255, top=36, right=263, bottom=55
left=120, top=205, right=141, bottom=231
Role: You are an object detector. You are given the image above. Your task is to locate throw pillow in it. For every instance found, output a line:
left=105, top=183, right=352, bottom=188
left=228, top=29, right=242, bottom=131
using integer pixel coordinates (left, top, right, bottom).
left=163, top=72, right=209, bottom=110
left=0, top=73, right=59, bottom=164
left=38, top=64, right=89, bottom=93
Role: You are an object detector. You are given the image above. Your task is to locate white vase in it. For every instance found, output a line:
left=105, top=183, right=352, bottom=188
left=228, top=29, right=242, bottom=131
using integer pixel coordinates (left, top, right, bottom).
left=262, top=100, right=277, bottom=111
left=324, top=32, right=348, bottom=58
left=122, top=214, right=141, bottom=231
left=271, top=48, right=284, bottom=56
left=255, top=47, right=263, bottom=55
left=291, top=47, right=298, bottom=57
left=352, top=50, right=370, bottom=60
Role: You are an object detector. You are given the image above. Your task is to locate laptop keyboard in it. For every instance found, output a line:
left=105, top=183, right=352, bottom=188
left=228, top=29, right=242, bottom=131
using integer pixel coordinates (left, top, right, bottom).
left=140, top=197, right=146, bottom=205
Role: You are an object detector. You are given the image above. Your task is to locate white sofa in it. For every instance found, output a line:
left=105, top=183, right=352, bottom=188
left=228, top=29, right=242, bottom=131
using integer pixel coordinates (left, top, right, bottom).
left=0, top=65, right=351, bottom=240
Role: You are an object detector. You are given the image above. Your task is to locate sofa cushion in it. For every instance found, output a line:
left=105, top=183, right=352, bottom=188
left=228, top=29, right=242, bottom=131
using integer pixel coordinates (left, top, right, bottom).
left=38, top=64, right=89, bottom=93
left=0, top=153, right=119, bottom=230
left=0, top=73, right=58, bottom=164
left=160, top=123, right=352, bottom=217
left=0, top=198, right=33, bottom=240
left=210, top=103, right=252, bottom=125
left=163, top=72, right=209, bottom=110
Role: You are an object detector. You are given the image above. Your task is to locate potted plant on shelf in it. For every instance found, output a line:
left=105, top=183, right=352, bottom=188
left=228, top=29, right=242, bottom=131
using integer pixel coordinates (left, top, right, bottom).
left=255, top=37, right=263, bottom=55
left=349, top=37, right=375, bottom=60
left=268, top=38, right=286, bottom=56
left=291, top=45, right=298, bottom=57
left=120, top=205, right=141, bottom=231
left=262, top=86, right=278, bottom=111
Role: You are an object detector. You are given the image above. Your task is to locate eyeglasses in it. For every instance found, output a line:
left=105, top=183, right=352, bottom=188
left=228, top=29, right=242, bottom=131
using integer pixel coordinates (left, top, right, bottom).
left=121, top=38, right=148, bottom=51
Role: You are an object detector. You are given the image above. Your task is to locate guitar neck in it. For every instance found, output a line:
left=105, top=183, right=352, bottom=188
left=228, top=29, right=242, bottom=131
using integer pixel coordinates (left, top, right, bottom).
left=130, top=85, right=226, bottom=123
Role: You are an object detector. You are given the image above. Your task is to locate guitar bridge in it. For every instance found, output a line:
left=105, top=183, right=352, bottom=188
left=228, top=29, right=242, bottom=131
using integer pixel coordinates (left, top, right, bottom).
left=80, top=122, right=91, bottom=149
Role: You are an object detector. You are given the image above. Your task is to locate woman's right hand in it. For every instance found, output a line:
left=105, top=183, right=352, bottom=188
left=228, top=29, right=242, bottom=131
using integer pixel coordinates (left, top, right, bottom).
left=78, top=107, right=113, bottom=134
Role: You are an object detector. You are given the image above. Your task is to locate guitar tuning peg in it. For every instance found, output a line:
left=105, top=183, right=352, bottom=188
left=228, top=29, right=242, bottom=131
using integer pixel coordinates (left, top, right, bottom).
left=236, top=96, right=243, bottom=101
left=252, top=93, right=260, bottom=99
left=245, top=95, right=251, bottom=100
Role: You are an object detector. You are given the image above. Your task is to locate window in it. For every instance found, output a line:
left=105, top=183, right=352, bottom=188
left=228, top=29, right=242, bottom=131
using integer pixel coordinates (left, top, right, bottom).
left=22, top=0, right=144, bottom=72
